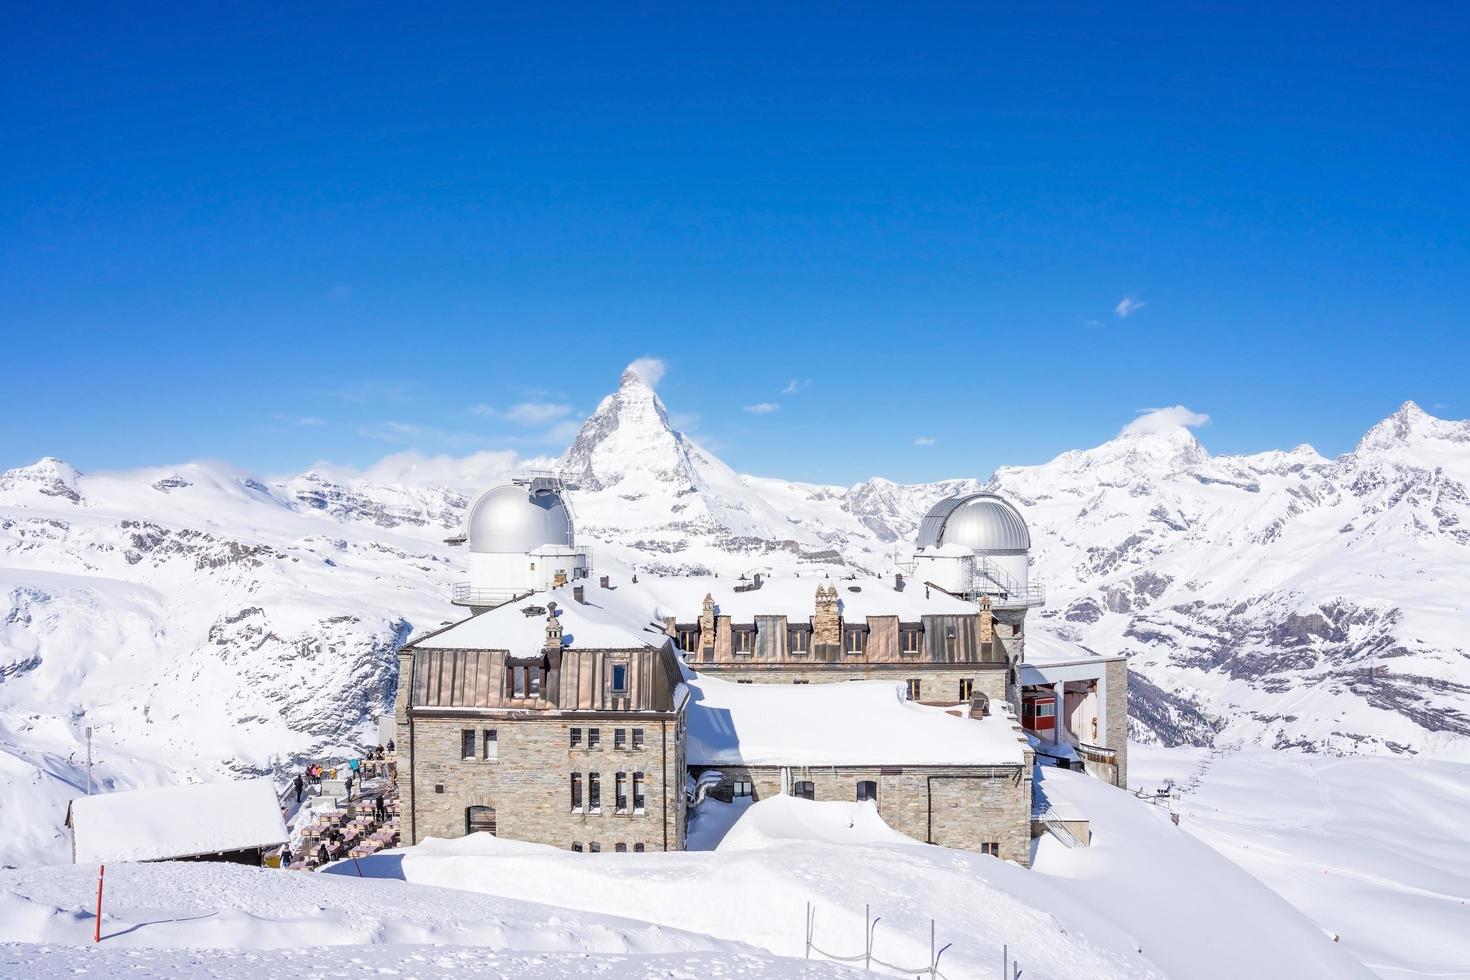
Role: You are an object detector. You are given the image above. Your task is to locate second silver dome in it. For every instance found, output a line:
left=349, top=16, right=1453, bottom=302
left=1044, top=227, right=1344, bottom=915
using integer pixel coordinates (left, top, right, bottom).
left=914, top=492, right=1030, bottom=554
left=465, top=484, right=574, bottom=554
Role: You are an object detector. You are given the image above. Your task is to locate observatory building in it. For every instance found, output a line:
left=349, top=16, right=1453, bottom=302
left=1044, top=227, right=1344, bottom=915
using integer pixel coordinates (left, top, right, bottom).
left=393, top=479, right=1127, bottom=861
left=446, top=475, right=590, bottom=612
left=912, top=492, right=1043, bottom=610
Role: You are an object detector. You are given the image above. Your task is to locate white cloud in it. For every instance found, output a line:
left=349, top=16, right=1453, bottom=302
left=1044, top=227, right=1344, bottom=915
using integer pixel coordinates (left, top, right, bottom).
left=1120, top=405, right=1210, bottom=436
left=626, top=356, right=667, bottom=388
left=471, top=401, right=573, bottom=425
left=1114, top=296, right=1147, bottom=318
left=744, top=402, right=780, bottom=415
left=316, top=449, right=529, bottom=492
left=914, top=436, right=936, bottom=446
left=782, top=379, right=811, bottom=395
left=296, top=417, right=326, bottom=427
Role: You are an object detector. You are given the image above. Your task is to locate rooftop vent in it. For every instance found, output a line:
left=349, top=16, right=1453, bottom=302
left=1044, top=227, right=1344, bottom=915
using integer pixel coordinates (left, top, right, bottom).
left=521, top=605, right=548, bottom=617
left=847, top=585, right=862, bottom=593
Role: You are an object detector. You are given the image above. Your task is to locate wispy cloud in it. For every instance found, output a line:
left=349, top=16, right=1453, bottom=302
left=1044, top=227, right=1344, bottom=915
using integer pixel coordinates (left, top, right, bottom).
left=295, top=417, right=326, bottom=427
left=626, top=356, right=667, bottom=388
left=782, top=378, right=812, bottom=395
left=914, top=436, right=936, bottom=446
left=272, top=414, right=327, bottom=427
left=358, top=420, right=489, bottom=447
left=471, top=401, right=573, bottom=425
left=1121, top=405, right=1210, bottom=436
left=744, top=402, right=780, bottom=415
left=1114, top=296, right=1147, bottom=318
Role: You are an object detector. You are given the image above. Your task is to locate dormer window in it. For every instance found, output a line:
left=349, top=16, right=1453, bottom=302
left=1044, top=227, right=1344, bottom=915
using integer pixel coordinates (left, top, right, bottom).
left=611, top=663, right=629, bottom=693
left=900, top=624, right=923, bottom=658
left=843, top=626, right=868, bottom=656
left=787, top=625, right=811, bottom=657
left=732, top=626, right=756, bottom=657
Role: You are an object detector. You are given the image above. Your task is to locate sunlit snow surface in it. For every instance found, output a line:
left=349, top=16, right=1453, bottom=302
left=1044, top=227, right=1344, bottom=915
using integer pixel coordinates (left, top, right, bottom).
left=1131, top=746, right=1470, bottom=980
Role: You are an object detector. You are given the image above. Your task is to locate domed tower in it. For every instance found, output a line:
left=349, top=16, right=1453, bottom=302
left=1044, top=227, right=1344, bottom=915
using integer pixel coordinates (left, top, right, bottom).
left=912, top=493, right=1042, bottom=608
left=447, top=474, right=589, bottom=610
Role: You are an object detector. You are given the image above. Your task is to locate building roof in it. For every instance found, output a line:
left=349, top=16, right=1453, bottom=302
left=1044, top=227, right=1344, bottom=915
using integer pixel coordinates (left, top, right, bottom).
left=685, top=673, right=1027, bottom=767
left=915, top=492, right=1031, bottom=554
left=631, top=574, right=977, bottom=623
left=412, top=580, right=671, bottom=652
left=463, top=483, right=574, bottom=554
left=67, top=778, right=288, bottom=864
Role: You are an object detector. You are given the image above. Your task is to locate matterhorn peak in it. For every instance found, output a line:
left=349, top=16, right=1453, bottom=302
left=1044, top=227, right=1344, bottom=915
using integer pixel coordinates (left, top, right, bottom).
left=559, top=366, right=689, bottom=491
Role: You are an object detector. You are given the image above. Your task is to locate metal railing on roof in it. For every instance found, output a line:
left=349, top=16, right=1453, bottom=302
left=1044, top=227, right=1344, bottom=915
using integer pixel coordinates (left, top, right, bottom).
left=449, top=585, right=533, bottom=608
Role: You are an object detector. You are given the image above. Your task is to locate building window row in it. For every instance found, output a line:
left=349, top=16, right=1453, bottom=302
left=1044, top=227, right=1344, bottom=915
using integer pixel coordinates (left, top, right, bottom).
left=460, top=729, right=498, bottom=761
left=570, top=727, right=645, bottom=750
left=572, top=842, right=646, bottom=853
left=571, top=771, right=646, bottom=813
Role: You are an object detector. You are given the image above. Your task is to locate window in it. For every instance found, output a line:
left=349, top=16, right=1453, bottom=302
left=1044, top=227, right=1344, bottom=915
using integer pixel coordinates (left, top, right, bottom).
left=677, top=627, right=699, bottom=652
left=794, top=780, right=815, bottom=800
left=483, top=729, right=498, bottom=761
left=615, top=843, right=627, bottom=853
left=611, top=663, right=629, bottom=693
left=959, top=678, right=974, bottom=702
left=510, top=665, right=540, bottom=699
left=906, top=678, right=922, bottom=701
left=945, top=626, right=958, bottom=659
left=615, top=772, right=628, bottom=812
left=572, top=842, right=583, bottom=853
left=1037, top=702, right=1056, bottom=718
left=900, top=626, right=923, bottom=656
left=570, top=727, right=582, bottom=749
left=981, top=842, right=1000, bottom=857
left=633, top=771, right=645, bottom=811
left=787, top=627, right=810, bottom=656
left=570, top=773, right=583, bottom=810
left=844, top=627, right=868, bottom=656
left=732, top=778, right=753, bottom=798
left=733, top=627, right=755, bottom=656
left=466, top=805, right=496, bottom=836
left=856, top=780, right=878, bottom=803
left=634, top=843, right=645, bottom=853
left=588, top=727, right=601, bottom=749
left=588, top=842, right=601, bottom=853
left=632, top=728, right=645, bottom=750
left=461, top=730, right=476, bottom=760
left=615, top=728, right=627, bottom=750
left=588, top=772, right=601, bottom=811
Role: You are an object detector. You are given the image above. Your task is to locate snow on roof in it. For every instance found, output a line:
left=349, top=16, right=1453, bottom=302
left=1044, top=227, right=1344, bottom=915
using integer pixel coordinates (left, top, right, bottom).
left=685, top=673, right=1026, bottom=767
left=630, top=574, right=977, bottom=622
left=1022, top=628, right=1124, bottom=667
left=68, top=777, right=288, bottom=863
left=415, top=581, right=672, bottom=652
left=416, top=573, right=977, bottom=653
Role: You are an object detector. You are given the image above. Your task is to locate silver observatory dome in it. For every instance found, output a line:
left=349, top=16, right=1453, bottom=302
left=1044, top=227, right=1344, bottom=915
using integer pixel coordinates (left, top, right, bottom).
left=464, top=484, right=574, bottom=554
left=914, top=492, right=1030, bottom=554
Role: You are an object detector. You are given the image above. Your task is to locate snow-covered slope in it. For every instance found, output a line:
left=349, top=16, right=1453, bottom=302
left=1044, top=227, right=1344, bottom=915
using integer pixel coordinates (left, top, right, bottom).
left=994, top=402, right=1470, bottom=760
left=2, top=365, right=1468, bottom=865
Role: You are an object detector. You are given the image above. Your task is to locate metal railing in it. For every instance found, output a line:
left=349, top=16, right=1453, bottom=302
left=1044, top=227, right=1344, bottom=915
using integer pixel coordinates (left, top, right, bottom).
left=449, top=585, right=533, bottom=608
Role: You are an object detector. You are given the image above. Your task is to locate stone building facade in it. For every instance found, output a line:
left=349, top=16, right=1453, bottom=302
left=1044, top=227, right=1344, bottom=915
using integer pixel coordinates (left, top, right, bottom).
left=395, top=600, right=688, bottom=852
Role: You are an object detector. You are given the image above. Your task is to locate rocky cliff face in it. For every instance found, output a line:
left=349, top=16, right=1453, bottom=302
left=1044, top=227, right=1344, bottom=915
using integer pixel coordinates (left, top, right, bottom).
left=2, top=378, right=1467, bottom=865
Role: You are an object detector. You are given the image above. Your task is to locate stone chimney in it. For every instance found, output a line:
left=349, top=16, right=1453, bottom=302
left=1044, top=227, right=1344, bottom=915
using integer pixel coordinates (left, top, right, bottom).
left=979, top=595, right=994, bottom=646
left=698, top=593, right=717, bottom=652
left=813, top=585, right=841, bottom=648
left=894, top=572, right=905, bottom=592
left=545, top=603, right=564, bottom=652
left=573, top=585, right=586, bottom=604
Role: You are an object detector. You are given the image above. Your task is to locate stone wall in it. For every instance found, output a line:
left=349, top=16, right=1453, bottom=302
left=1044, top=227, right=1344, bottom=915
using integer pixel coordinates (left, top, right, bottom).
left=1104, top=657, right=1129, bottom=789
left=694, top=760, right=1033, bottom=866
left=404, top=713, right=684, bottom=852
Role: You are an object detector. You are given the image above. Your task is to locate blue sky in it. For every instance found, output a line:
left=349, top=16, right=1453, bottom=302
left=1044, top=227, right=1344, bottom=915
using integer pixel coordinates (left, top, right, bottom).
left=2, top=3, right=1466, bottom=484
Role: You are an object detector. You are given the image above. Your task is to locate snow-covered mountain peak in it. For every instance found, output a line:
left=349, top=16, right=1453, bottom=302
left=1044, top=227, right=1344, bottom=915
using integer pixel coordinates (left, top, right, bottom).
left=1352, top=401, right=1470, bottom=460
left=0, top=456, right=84, bottom=504
left=559, top=367, right=693, bottom=492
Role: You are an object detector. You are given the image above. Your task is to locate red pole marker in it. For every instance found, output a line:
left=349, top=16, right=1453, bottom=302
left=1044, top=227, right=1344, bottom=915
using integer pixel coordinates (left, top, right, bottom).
left=94, top=864, right=105, bottom=943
